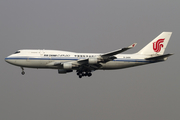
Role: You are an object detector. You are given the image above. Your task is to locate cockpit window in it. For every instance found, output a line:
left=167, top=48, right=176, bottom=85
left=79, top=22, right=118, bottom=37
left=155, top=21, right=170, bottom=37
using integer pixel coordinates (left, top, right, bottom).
left=14, top=51, right=20, bottom=54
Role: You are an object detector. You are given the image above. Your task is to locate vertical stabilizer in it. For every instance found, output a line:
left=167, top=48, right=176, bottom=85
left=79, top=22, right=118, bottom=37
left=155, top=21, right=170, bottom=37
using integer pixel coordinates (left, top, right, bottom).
left=137, top=32, right=172, bottom=55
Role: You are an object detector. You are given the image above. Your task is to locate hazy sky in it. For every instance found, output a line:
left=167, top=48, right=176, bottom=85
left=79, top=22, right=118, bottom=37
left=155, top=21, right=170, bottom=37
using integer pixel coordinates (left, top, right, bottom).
left=0, top=0, right=179, bottom=120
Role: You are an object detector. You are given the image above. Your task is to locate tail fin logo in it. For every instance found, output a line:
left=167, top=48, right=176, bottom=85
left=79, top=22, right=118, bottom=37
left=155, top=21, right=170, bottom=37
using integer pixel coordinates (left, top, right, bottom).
left=153, top=39, right=165, bottom=53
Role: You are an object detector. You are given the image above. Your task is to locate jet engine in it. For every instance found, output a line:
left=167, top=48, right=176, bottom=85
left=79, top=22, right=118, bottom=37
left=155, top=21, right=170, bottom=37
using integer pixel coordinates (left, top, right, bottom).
left=88, top=58, right=98, bottom=64
left=63, top=63, right=72, bottom=69
left=58, top=69, right=73, bottom=74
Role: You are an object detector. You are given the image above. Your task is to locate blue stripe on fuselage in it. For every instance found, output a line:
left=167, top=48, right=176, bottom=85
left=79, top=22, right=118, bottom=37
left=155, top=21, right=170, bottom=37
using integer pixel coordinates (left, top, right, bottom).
left=5, top=56, right=156, bottom=63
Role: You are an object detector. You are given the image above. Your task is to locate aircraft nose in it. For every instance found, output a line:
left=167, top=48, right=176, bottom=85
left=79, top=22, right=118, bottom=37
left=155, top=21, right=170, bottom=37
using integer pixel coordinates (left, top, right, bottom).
left=5, top=55, right=12, bottom=64
left=5, top=55, right=20, bottom=66
left=5, top=56, right=10, bottom=63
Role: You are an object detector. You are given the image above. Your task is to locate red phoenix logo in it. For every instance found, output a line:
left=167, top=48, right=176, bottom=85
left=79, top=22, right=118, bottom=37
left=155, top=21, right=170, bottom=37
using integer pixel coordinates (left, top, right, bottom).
left=153, top=39, right=165, bottom=53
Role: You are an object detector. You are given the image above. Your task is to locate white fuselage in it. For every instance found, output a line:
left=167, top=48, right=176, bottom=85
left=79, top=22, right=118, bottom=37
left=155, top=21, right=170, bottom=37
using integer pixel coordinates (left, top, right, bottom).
left=5, top=49, right=162, bottom=70
left=4, top=32, right=172, bottom=78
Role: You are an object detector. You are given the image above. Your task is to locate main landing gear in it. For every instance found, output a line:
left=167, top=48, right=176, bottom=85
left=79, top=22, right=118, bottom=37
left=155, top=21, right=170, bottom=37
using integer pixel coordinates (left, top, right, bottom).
left=76, top=70, right=92, bottom=78
left=21, top=67, right=25, bottom=75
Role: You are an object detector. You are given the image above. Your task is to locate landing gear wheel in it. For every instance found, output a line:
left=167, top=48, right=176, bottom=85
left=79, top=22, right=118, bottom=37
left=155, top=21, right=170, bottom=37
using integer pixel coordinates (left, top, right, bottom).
left=21, top=71, right=25, bottom=75
left=78, top=73, right=82, bottom=78
left=21, top=67, right=25, bottom=75
left=88, top=72, right=92, bottom=77
left=76, top=70, right=92, bottom=78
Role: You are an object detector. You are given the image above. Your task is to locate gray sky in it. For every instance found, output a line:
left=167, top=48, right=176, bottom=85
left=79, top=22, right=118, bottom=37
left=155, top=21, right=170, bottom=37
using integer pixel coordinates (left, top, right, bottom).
left=0, top=0, right=179, bottom=120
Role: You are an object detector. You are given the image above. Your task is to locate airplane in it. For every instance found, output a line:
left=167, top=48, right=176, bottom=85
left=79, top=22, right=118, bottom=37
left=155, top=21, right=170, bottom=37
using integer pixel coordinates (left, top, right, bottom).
left=5, top=32, right=173, bottom=78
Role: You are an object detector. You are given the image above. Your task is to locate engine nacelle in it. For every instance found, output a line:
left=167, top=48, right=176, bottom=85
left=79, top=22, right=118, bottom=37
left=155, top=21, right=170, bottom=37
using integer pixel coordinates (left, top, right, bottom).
left=63, top=63, right=72, bottom=69
left=88, top=58, right=98, bottom=64
left=58, top=69, right=73, bottom=74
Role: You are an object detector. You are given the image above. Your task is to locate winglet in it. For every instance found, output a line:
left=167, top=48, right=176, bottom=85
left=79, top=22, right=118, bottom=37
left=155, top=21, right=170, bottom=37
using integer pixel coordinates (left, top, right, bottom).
left=128, top=43, right=137, bottom=48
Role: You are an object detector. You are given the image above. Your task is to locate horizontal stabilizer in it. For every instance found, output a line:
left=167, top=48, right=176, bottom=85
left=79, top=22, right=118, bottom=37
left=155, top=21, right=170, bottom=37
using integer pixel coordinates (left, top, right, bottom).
left=145, top=54, right=173, bottom=60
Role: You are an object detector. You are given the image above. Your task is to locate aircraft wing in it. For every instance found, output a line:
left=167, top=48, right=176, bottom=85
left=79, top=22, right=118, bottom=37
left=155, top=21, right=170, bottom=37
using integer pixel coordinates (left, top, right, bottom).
left=46, top=61, right=63, bottom=66
left=76, top=43, right=137, bottom=65
left=101, top=43, right=137, bottom=57
left=49, top=43, right=136, bottom=70
left=77, top=59, right=102, bottom=70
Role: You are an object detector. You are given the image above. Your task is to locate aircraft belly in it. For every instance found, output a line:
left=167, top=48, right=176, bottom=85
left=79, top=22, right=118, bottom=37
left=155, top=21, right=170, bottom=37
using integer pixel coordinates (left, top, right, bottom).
left=11, top=60, right=29, bottom=67
left=14, top=59, right=50, bottom=68
left=101, top=61, right=146, bottom=70
left=28, top=60, right=48, bottom=67
left=14, top=60, right=38, bottom=67
left=13, top=58, right=75, bottom=69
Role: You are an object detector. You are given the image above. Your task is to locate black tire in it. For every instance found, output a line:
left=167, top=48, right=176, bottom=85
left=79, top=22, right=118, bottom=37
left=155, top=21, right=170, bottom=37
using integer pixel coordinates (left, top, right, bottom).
left=88, top=73, right=92, bottom=77
left=21, top=71, right=25, bottom=75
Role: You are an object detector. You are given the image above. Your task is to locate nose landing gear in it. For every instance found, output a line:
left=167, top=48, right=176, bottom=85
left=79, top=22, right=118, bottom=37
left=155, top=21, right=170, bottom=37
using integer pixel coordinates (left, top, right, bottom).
left=21, top=67, right=25, bottom=75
